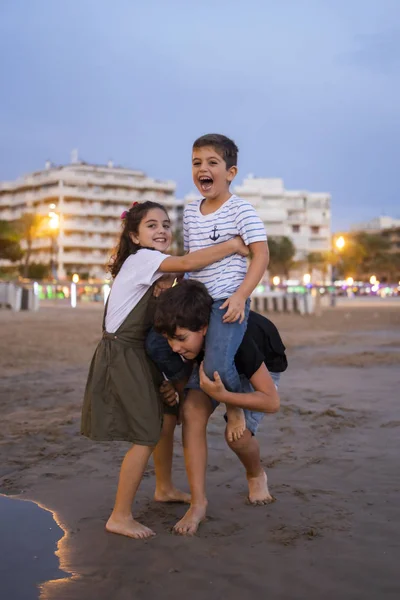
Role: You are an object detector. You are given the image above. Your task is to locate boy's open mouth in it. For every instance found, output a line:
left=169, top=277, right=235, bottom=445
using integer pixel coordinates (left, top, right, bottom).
left=199, top=176, right=213, bottom=192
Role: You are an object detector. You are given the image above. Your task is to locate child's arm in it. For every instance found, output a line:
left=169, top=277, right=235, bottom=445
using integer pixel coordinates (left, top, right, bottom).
left=159, top=237, right=249, bottom=273
left=220, top=240, right=269, bottom=323
left=199, top=361, right=279, bottom=413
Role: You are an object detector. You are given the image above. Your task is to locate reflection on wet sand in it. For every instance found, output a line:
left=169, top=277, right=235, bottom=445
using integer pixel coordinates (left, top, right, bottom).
left=0, top=495, right=71, bottom=600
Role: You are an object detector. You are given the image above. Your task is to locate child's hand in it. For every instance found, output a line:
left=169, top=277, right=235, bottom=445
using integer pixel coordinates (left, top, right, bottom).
left=234, top=236, right=250, bottom=257
left=219, top=291, right=247, bottom=323
left=153, top=275, right=175, bottom=297
left=199, top=362, right=226, bottom=401
left=160, top=380, right=178, bottom=406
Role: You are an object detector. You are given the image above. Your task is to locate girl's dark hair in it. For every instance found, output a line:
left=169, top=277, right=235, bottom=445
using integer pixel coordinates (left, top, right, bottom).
left=108, top=201, right=169, bottom=278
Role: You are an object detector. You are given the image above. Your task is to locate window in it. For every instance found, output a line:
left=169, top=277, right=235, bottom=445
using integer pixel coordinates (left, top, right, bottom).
left=311, top=226, right=320, bottom=235
left=292, top=225, right=300, bottom=233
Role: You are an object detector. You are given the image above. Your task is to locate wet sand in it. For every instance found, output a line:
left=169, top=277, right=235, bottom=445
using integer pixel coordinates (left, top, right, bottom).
left=1, top=303, right=400, bottom=600
left=0, top=495, right=69, bottom=600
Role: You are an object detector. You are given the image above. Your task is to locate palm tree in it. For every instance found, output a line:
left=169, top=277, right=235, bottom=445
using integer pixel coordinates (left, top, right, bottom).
left=0, top=220, right=23, bottom=262
left=307, top=251, right=332, bottom=281
left=16, top=213, right=48, bottom=278
left=268, top=236, right=296, bottom=277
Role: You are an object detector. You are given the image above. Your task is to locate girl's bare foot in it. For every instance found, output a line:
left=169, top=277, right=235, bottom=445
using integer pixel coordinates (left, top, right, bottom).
left=226, top=406, right=246, bottom=442
left=154, top=486, right=191, bottom=504
left=247, top=471, right=274, bottom=505
left=106, top=514, right=155, bottom=539
left=173, top=504, right=207, bottom=536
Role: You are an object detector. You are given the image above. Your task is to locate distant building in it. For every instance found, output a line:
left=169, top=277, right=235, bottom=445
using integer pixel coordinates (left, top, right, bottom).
left=351, top=216, right=400, bottom=232
left=381, top=227, right=400, bottom=255
left=233, top=176, right=331, bottom=261
left=350, top=215, right=400, bottom=257
left=185, top=177, right=331, bottom=262
left=0, top=154, right=183, bottom=279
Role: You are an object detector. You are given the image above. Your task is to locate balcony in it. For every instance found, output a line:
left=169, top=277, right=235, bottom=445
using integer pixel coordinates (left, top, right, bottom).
left=60, top=251, right=109, bottom=265
left=62, top=236, right=116, bottom=250
left=63, top=219, right=119, bottom=234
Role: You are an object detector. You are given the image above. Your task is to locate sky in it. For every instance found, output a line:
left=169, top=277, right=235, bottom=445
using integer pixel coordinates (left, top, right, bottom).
left=1, top=0, right=399, bottom=231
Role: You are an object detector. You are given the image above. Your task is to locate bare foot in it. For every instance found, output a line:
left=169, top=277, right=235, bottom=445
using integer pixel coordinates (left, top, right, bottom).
left=154, top=487, right=191, bottom=504
left=247, top=471, right=274, bottom=505
left=226, top=405, right=246, bottom=442
left=106, top=514, right=155, bottom=540
left=173, top=504, right=207, bottom=536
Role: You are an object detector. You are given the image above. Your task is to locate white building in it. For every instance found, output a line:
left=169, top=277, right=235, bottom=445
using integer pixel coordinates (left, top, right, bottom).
left=351, top=216, right=400, bottom=232
left=0, top=155, right=183, bottom=279
left=233, top=176, right=331, bottom=261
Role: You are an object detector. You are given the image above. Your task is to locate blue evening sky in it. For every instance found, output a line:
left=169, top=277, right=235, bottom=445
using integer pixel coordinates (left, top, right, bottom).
left=1, top=0, right=399, bottom=231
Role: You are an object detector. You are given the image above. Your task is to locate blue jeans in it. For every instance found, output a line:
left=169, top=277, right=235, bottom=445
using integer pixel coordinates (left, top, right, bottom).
left=146, top=298, right=250, bottom=391
left=187, top=368, right=281, bottom=435
left=197, top=298, right=251, bottom=392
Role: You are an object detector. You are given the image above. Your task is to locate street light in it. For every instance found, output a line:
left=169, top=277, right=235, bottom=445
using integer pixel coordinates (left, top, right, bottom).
left=335, top=236, right=345, bottom=251
left=346, top=277, right=354, bottom=286
left=303, top=273, right=311, bottom=285
left=272, top=276, right=280, bottom=286
left=370, top=275, right=377, bottom=285
left=48, top=211, right=59, bottom=231
left=48, top=210, right=59, bottom=279
left=331, top=235, right=346, bottom=307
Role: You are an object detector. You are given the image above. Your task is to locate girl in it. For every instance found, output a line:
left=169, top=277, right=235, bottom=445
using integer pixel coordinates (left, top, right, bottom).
left=81, top=200, right=248, bottom=540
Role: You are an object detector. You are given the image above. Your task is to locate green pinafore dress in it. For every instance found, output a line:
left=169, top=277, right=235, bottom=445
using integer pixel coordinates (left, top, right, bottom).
left=81, top=286, right=163, bottom=446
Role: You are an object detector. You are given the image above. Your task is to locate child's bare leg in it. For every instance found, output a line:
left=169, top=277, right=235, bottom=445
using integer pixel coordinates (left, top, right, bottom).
left=153, top=413, right=190, bottom=503
left=225, top=404, right=246, bottom=442
left=106, top=444, right=155, bottom=539
left=173, top=390, right=213, bottom=536
left=225, top=429, right=273, bottom=505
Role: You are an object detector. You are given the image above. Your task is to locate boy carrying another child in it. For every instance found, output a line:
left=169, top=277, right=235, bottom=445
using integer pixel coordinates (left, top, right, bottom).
left=153, top=279, right=287, bottom=535
left=148, top=133, right=269, bottom=442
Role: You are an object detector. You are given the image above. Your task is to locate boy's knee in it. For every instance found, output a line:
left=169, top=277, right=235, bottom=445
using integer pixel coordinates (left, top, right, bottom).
left=203, top=353, right=234, bottom=382
left=181, top=394, right=211, bottom=427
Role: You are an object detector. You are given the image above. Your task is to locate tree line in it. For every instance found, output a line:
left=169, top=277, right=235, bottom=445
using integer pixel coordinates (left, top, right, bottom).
left=266, top=233, right=400, bottom=283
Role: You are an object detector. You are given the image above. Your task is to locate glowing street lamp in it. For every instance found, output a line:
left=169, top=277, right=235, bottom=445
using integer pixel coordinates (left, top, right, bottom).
left=48, top=211, right=59, bottom=230
left=72, top=273, right=80, bottom=284
left=346, top=277, right=354, bottom=286
left=272, top=276, right=280, bottom=286
left=335, top=236, right=345, bottom=251
left=303, top=273, right=311, bottom=285
left=369, top=275, right=377, bottom=285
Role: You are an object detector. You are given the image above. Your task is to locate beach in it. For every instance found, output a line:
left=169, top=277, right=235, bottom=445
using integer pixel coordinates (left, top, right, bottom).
left=1, top=302, right=399, bottom=600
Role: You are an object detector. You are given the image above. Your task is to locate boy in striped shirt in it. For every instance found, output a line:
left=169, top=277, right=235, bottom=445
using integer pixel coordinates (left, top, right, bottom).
left=184, top=133, right=269, bottom=442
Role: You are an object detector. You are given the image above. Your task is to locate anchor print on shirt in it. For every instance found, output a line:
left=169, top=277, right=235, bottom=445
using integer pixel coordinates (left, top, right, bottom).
left=209, top=225, right=220, bottom=242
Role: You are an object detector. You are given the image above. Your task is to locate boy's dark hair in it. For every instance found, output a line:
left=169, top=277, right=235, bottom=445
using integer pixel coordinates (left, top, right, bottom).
left=154, top=280, right=213, bottom=337
left=108, top=201, right=169, bottom=278
left=193, top=133, right=238, bottom=169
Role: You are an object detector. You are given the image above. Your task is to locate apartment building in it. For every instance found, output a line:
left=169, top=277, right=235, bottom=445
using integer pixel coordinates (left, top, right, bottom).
left=0, top=155, right=183, bottom=279
left=233, top=176, right=331, bottom=261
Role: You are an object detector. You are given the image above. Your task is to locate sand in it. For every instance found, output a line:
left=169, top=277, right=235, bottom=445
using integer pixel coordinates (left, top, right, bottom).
left=1, top=302, right=400, bottom=600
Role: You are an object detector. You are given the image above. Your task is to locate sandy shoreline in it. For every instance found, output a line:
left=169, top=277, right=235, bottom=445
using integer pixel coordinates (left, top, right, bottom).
left=1, top=304, right=399, bottom=599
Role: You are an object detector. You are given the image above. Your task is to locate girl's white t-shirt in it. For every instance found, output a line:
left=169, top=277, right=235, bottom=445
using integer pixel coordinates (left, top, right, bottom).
left=105, top=248, right=167, bottom=333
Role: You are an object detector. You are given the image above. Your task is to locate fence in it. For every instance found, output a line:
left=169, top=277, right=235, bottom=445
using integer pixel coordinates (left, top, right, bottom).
left=251, top=290, right=328, bottom=315
left=0, top=282, right=39, bottom=311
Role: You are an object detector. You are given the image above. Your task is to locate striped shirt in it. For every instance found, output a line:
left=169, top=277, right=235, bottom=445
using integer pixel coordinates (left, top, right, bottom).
left=183, top=194, right=267, bottom=299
